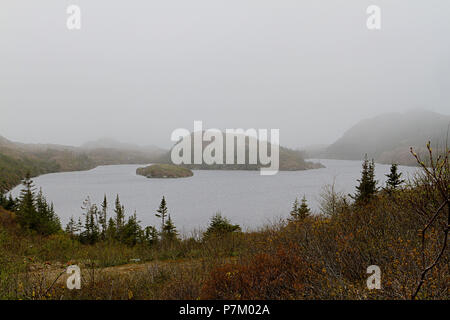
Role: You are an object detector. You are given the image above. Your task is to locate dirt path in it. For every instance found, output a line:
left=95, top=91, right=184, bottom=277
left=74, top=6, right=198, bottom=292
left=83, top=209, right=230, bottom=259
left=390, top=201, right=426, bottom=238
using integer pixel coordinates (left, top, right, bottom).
left=24, top=258, right=198, bottom=287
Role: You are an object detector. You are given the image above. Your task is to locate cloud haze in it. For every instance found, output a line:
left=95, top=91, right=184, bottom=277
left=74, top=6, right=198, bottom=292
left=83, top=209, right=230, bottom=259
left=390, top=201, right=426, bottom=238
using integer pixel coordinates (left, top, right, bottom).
left=0, top=0, right=449, bottom=148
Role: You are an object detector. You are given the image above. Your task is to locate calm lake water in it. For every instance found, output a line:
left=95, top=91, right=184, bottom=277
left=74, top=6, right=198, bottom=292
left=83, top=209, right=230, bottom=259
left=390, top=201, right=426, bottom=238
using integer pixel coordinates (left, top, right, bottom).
left=10, top=159, right=418, bottom=233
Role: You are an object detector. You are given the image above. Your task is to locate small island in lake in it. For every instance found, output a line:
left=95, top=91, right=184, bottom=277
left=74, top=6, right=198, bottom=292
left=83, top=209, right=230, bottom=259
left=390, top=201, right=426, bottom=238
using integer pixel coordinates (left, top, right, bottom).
left=136, top=164, right=193, bottom=178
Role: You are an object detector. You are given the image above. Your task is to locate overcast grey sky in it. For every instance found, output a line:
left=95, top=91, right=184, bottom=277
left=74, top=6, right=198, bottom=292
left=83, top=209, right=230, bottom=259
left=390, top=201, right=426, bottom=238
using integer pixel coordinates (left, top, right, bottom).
left=0, top=0, right=449, bottom=149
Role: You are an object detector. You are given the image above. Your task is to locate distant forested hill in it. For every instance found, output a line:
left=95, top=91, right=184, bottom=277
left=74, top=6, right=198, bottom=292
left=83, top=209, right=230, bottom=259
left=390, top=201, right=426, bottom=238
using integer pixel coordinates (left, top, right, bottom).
left=0, top=136, right=167, bottom=192
left=161, top=132, right=323, bottom=171
left=321, top=110, right=450, bottom=165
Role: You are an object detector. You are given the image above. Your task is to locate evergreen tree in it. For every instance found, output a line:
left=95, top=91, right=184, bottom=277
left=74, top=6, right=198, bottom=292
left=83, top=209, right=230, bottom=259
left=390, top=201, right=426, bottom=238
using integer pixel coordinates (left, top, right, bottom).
left=155, top=196, right=168, bottom=229
left=38, top=197, right=60, bottom=234
left=144, top=225, right=159, bottom=245
left=289, top=196, right=311, bottom=221
left=77, top=217, right=83, bottom=236
left=351, top=155, right=379, bottom=203
left=49, top=203, right=59, bottom=228
left=5, top=194, right=16, bottom=211
left=203, top=213, right=241, bottom=239
left=0, top=192, right=14, bottom=210
left=106, top=217, right=116, bottom=240
left=16, top=173, right=37, bottom=231
left=80, top=197, right=100, bottom=244
left=35, top=189, right=60, bottom=234
left=122, top=211, right=142, bottom=246
left=35, top=188, right=48, bottom=218
left=99, top=195, right=108, bottom=239
left=15, top=175, right=60, bottom=235
left=290, top=198, right=300, bottom=217
left=114, top=195, right=125, bottom=240
left=66, top=216, right=77, bottom=236
left=161, top=214, right=178, bottom=242
left=384, top=163, right=405, bottom=193
left=298, top=196, right=311, bottom=220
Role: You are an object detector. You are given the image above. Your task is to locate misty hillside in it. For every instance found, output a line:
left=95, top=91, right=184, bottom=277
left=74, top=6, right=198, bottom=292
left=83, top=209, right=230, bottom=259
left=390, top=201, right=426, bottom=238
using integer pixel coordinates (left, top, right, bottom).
left=161, top=132, right=323, bottom=171
left=322, top=110, right=450, bottom=165
left=0, top=136, right=167, bottom=191
left=81, top=138, right=166, bottom=156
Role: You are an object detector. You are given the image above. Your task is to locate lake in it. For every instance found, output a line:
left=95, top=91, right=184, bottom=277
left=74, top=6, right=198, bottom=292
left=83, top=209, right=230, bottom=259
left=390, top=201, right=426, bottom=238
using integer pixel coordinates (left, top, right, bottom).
left=10, top=159, right=419, bottom=233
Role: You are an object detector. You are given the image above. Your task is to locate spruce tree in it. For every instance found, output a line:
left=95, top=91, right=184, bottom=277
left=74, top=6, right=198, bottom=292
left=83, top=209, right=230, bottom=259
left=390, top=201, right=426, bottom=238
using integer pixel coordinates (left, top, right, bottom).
left=0, top=191, right=15, bottom=210
left=384, top=163, right=404, bottom=192
left=77, top=217, right=83, bottom=235
left=66, top=216, right=77, bottom=236
left=144, top=225, right=159, bottom=245
left=35, top=188, right=50, bottom=234
left=162, top=214, right=178, bottom=242
left=81, top=197, right=100, bottom=244
left=106, top=217, right=116, bottom=240
left=99, top=195, right=108, bottom=239
left=48, top=203, right=60, bottom=228
left=35, top=188, right=48, bottom=217
left=298, top=196, right=311, bottom=220
left=36, top=190, right=60, bottom=235
left=155, top=196, right=168, bottom=229
left=351, top=155, right=379, bottom=204
left=204, top=213, right=241, bottom=239
left=122, top=211, right=142, bottom=246
left=16, top=173, right=37, bottom=231
left=289, top=196, right=310, bottom=221
left=290, top=198, right=299, bottom=218
left=114, top=195, right=125, bottom=240
left=16, top=175, right=60, bottom=235
left=5, top=194, right=16, bottom=211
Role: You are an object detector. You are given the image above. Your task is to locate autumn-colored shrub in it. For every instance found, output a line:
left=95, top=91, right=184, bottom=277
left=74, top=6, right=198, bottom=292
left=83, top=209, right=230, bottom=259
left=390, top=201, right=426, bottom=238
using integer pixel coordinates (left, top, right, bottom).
left=200, top=245, right=318, bottom=299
